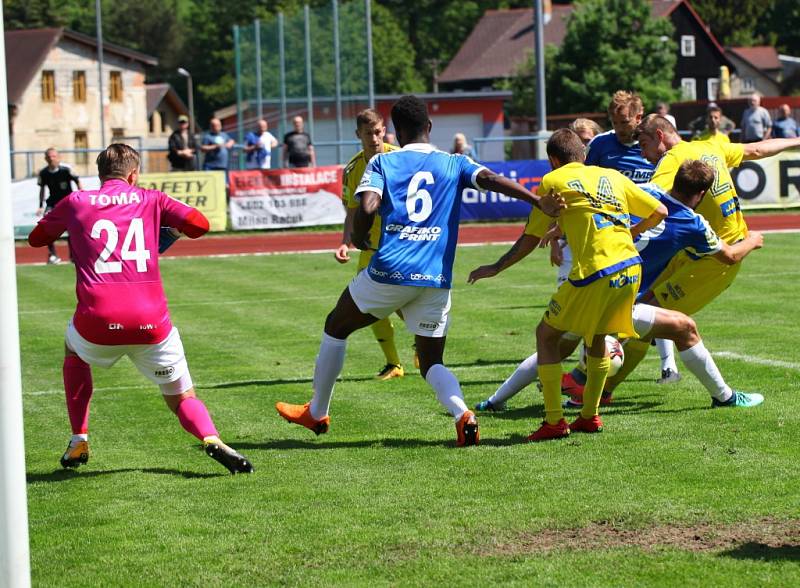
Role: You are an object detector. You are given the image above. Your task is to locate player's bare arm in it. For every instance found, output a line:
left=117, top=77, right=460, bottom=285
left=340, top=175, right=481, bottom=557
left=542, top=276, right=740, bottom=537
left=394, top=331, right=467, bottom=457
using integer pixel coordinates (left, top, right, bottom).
left=742, top=137, right=800, bottom=160
left=467, top=232, right=540, bottom=284
left=475, top=170, right=565, bottom=217
left=629, top=202, right=667, bottom=240
left=336, top=207, right=356, bottom=263
left=713, top=231, right=764, bottom=265
left=352, top=190, right=380, bottom=250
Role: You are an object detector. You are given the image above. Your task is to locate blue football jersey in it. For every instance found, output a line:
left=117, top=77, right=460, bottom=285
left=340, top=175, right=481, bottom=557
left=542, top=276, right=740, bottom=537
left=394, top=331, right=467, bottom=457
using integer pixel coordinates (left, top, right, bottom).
left=633, top=184, right=722, bottom=296
left=355, top=143, right=486, bottom=289
left=585, top=131, right=655, bottom=184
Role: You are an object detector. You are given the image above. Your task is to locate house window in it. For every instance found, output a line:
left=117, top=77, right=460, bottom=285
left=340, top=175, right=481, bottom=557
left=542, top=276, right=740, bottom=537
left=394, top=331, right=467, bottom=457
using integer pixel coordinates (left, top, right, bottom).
left=681, top=78, right=697, bottom=100
left=681, top=35, right=695, bottom=57
left=73, top=71, right=86, bottom=102
left=160, top=110, right=168, bottom=134
left=742, top=77, right=755, bottom=93
left=41, top=71, right=56, bottom=102
left=707, top=78, right=720, bottom=101
left=74, top=131, right=88, bottom=165
left=109, top=71, right=123, bottom=102
left=148, top=115, right=155, bottom=135
left=111, top=128, right=125, bottom=142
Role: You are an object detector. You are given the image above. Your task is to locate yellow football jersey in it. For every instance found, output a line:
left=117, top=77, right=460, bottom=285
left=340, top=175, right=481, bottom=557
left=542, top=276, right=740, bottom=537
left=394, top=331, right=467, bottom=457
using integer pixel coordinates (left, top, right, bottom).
left=343, top=143, right=399, bottom=248
left=692, top=130, right=731, bottom=146
left=651, top=140, right=746, bottom=244
left=525, top=162, right=661, bottom=285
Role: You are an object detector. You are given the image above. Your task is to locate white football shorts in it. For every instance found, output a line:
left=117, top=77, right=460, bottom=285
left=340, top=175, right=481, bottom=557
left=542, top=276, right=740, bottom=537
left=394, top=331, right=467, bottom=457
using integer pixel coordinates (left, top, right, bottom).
left=348, top=270, right=451, bottom=338
left=65, top=321, right=193, bottom=395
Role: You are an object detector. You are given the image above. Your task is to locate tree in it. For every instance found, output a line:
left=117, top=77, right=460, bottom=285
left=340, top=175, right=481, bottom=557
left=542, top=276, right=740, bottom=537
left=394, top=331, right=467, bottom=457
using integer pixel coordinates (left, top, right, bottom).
left=691, top=0, right=772, bottom=47
left=546, top=0, right=679, bottom=115
left=758, top=0, right=800, bottom=56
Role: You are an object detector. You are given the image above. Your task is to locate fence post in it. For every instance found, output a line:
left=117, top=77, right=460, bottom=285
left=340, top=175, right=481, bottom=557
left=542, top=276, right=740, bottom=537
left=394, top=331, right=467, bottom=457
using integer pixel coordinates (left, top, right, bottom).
left=304, top=5, right=314, bottom=140
left=234, top=24, right=244, bottom=170
left=333, top=0, right=343, bottom=163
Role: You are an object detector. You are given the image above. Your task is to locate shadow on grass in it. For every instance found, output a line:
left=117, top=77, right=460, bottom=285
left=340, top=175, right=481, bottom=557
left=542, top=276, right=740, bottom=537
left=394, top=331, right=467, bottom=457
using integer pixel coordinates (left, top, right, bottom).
left=719, top=542, right=800, bottom=562
left=236, top=433, right=530, bottom=451
left=494, top=304, right=548, bottom=311
left=27, top=467, right=225, bottom=483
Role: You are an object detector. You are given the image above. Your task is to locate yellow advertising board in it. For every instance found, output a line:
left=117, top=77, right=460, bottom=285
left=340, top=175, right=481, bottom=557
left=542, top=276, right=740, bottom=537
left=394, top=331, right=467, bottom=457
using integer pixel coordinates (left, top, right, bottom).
left=137, top=171, right=227, bottom=231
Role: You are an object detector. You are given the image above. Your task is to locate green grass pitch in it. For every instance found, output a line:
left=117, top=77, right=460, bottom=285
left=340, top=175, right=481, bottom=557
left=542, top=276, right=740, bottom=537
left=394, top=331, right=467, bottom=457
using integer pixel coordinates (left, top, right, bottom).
left=17, top=233, right=800, bottom=586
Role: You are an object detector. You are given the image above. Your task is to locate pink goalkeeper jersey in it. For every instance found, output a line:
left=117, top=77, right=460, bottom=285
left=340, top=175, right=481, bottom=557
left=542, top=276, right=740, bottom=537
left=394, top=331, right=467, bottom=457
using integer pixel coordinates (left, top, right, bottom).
left=38, top=179, right=194, bottom=345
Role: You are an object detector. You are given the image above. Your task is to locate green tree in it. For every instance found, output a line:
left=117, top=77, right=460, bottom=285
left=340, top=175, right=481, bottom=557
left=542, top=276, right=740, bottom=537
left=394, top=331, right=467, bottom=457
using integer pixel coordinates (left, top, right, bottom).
left=691, top=0, right=772, bottom=47
left=546, top=0, right=679, bottom=115
left=758, top=0, right=800, bottom=55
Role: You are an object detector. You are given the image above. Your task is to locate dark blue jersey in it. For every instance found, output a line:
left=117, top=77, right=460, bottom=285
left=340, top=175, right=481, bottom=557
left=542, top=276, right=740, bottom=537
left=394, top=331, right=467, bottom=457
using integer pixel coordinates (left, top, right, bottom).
left=585, top=131, right=655, bottom=184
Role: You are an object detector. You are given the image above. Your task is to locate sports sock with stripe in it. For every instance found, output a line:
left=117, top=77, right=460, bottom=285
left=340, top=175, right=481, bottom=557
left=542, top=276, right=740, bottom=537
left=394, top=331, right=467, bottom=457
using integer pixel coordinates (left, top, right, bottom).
left=490, top=353, right=538, bottom=405
left=63, top=355, right=93, bottom=435
left=425, top=364, right=468, bottom=420
left=580, top=355, right=611, bottom=419
left=678, top=341, right=732, bottom=402
left=309, top=333, right=347, bottom=420
left=371, top=318, right=401, bottom=366
left=538, top=363, right=563, bottom=425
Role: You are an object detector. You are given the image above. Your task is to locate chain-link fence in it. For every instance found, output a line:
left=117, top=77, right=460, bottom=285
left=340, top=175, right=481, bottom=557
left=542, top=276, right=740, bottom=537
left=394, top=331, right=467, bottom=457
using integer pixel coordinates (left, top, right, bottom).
left=234, top=0, right=374, bottom=166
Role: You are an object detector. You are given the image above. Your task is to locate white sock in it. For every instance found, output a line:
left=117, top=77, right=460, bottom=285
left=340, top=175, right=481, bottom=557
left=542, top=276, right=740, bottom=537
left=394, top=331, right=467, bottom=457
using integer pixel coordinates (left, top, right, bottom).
left=309, top=333, right=347, bottom=420
left=678, top=341, right=732, bottom=402
left=490, top=353, right=538, bottom=405
left=656, top=339, right=678, bottom=372
left=70, top=434, right=88, bottom=444
left=425, top=364, right=469, bottom=420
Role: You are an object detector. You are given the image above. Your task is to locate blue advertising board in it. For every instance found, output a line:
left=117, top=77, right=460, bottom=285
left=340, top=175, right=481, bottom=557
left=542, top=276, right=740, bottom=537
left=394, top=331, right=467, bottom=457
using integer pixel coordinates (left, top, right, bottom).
left=459, top=160, right=551, bottom=221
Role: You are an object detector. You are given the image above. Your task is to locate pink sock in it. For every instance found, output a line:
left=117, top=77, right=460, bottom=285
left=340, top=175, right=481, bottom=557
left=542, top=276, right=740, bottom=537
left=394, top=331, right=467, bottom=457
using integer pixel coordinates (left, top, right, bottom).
left=63, top=355, right=93, bottom=434
left=176, top=397, right=218, bottom=441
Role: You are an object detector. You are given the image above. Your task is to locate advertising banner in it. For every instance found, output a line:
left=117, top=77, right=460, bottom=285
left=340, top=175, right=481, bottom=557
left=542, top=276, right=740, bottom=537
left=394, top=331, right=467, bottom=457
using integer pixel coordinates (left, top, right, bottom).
left=731, top=150, right=800, bottom=207
left=229, top=166, right=344, bottom=230
left=137, top=171, right=227, bottom=231
left=11, top=171, right=227, bottom=238
left=459, top=160, right=551, bottom=221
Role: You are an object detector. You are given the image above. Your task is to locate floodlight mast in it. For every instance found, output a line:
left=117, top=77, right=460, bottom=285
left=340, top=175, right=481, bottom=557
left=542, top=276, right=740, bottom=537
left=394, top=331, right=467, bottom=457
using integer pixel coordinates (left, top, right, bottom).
left=0, top=6, right=32, bottom=588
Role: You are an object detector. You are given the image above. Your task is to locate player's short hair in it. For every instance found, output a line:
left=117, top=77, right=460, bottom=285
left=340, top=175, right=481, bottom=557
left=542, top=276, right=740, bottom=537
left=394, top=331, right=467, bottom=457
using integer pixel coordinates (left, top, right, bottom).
left=672, top=160, right=714, bottom=199
left=96, top=144, right=140, bottom=179
left=391, top=96, right=429, bottom=138
left=356, top=108, right=383, bottom=130
left=707, top=105, right=722, bottom=115
left=44, top=147, right=57, bottom=157
left=569, top=118, right=602, bottom=136
left=546, top=128, right=585, bottom=163
left=636, top=113, right=678, bottom=139
left=609, top=91, right=644, bottom=116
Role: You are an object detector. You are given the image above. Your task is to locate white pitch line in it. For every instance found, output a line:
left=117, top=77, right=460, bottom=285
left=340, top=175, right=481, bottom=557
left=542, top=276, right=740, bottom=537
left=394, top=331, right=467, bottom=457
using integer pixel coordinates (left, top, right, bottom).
left=25, top=351, right=798, bottom=397
left=712, top=351, right=800, bottom=371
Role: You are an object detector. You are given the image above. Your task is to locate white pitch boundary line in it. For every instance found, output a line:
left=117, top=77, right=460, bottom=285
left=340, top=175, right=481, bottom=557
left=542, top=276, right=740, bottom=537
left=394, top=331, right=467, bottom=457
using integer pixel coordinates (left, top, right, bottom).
left=14, top=227, right=799, bottom=267
left=22, top=351, right=798, bottom=397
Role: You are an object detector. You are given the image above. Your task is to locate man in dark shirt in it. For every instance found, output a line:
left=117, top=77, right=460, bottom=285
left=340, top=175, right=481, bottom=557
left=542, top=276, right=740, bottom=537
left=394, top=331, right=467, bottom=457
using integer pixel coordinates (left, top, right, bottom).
left=282, top=115, right=316, bottom=168
left=167, top=115, right=198, bottom=171
left=38, top=148, right=82, bottom=264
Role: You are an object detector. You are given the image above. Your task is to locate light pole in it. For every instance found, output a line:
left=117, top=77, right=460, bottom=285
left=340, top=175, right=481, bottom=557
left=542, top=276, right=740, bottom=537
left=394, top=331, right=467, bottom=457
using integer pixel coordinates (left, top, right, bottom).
left=177, top=67, right=195, bottom=137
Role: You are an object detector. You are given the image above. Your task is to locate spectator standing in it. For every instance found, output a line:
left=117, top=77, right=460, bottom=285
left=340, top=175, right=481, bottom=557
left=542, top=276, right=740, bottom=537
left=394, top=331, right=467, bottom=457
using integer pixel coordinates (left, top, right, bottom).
left=200, top=118, right=235, bottom=172
left=692, top=105, right=730, bottom=146
left=740, top=93, right=772, bottom=143
left=690, top=103, right=735, bottom=137
left=37, top=148, right=82, bottom=264
left=569, top=118, right=602, bottom=146
left=167, top=114, right=198, bottom=171
left=451, top=133, right=475, bottom=157
left=282, top=116, right=316, bottom=168
left=656, top=102, right=677, bottom=129
left=772, top=104, right=798, bottom=139
left=244, top=119, right=279, bottom=170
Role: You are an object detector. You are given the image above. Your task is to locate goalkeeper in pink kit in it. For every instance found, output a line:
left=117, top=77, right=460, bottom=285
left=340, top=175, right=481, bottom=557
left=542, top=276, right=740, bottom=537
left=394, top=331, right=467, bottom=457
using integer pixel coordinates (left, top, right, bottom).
left=28, top=144, right=253, bottom=474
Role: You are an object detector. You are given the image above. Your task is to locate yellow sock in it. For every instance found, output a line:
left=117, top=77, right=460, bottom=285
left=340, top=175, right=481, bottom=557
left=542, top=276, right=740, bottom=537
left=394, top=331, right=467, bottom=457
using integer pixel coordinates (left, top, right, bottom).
left=371, top=318, right=401, bottom=366
left=605, top=338, right=650, bottom=392
left=581, top=355, right=611, bottom=419
left=538, top=363, right=564, bottom=425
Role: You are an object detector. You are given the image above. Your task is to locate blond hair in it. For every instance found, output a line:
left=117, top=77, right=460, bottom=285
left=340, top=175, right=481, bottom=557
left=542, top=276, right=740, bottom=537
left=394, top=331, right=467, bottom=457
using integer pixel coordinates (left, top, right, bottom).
left=609, top=90, right=643, bottom=116
left=569, top=118, right=602, bottom=137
